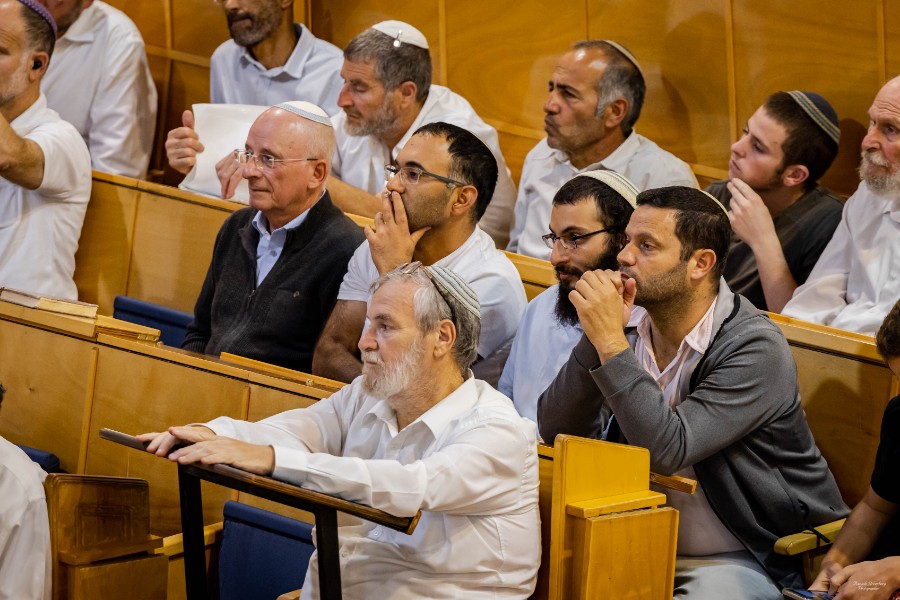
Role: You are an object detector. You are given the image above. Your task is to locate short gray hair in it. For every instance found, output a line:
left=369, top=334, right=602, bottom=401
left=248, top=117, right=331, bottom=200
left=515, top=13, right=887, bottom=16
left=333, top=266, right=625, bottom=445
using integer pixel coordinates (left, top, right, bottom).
left=344, top=28, right=432, bottom=102
left=572, top=40, right=645, bottom=134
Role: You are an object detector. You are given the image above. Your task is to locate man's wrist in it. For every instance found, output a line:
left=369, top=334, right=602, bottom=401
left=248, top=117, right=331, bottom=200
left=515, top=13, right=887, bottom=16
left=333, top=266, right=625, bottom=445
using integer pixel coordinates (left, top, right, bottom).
left=594, top=337, right=631, bottom=364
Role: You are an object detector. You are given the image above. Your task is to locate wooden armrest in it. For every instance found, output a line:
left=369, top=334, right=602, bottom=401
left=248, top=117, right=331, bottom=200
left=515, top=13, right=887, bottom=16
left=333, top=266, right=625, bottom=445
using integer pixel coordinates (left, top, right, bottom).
left=276, top=590, right=302, bottom=600
left=774, top=519, right=846, bottom=556
left=650, top=472, right=697, bottom=494
left=59, top=535, right=163, bottom=565
left=155, top=522, right=224, bottom=557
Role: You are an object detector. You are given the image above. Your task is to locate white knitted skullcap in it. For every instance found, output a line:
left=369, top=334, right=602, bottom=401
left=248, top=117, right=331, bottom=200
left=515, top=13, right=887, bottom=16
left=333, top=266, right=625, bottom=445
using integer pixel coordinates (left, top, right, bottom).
left=273, top=101, right=332, bottom=127
left=371, top=20, right=429, bottom=49
left=572, top=169, right=640, bottom=208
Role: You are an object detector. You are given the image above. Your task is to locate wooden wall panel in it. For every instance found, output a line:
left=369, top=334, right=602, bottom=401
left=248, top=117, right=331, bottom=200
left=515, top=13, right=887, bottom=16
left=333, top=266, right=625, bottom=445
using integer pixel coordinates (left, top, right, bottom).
left=887, top=2, right=900, bottom=80
left=162, top=62, right=213, bottom=184
left=172, top=0, right=229, bottom=57
left=106, top=0, right=168, bottom=48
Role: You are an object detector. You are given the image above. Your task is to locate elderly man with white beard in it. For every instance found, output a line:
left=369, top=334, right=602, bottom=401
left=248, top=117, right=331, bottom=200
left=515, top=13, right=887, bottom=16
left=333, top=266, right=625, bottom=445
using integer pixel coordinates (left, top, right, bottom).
left=138, top=263, right=540, bottom=600
left=782, top=77, right=900, bottom=335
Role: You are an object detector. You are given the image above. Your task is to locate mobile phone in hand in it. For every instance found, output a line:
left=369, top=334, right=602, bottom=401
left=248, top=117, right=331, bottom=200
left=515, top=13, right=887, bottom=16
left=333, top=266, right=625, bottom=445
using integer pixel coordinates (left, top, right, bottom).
left=782, top=589, right=835, bottom=600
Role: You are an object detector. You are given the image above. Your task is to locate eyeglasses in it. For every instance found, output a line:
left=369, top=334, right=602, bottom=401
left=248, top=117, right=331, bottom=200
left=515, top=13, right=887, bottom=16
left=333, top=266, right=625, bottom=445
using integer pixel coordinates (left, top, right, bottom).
left=234, top=150, right=319, bottom=171
left=384, top=164, right=468, bottom=187
left=541, top=227, right=615, bottom=251
left=398, top=261, right=457, bottom=324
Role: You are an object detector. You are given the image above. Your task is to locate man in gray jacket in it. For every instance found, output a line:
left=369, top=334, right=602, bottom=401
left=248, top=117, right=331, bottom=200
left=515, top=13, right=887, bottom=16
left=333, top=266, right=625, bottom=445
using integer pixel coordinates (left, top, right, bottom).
left=538, top=186, right=846, bottom=598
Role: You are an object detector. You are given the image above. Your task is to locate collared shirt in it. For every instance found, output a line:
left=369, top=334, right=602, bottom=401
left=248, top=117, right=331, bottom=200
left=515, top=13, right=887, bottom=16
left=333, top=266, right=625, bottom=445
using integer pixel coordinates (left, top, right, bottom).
left=251, top=207, right=312, bottom=286
left=206, top=376, right=540, bottom=600
left=633, top=301, right=745, bottom=556
left=0, top=95, right=92, bottom=299
left=508, top=133, right=698, bottom=259
left=783, top=180, right=900, bottom=335
left=42, top=1, right=157, bottom=179
left=330, top=85, right=517, bottom=248
left=337, top=227, right=527, bottom=359
left=0, top=437, right=52, bottom=600
left=210, top=24, right=344, bottom=114
left=499, top=284, right=583, bottom=423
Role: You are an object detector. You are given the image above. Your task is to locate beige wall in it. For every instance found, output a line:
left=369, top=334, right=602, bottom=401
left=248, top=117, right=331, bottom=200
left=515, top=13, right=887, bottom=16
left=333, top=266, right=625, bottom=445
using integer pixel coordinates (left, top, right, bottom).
left=116, top=0, right=896, bottom=196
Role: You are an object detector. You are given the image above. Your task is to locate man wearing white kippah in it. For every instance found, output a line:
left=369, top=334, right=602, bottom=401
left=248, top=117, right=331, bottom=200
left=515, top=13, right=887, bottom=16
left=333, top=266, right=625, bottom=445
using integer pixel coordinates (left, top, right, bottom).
left=37, top=0, right=157, bottom=179
left=783, top=77, right=900, bottom=335
left=498, top=170, right=636, bottom=423
left=181, top=101, right=363, bottom=372
left=325, top=20, right=517, bottom=248
left=0, top=0, right=91, bottom=300
left=140, top=264, right=540, bottom=600
left=508, top=40, right=697, bottom=260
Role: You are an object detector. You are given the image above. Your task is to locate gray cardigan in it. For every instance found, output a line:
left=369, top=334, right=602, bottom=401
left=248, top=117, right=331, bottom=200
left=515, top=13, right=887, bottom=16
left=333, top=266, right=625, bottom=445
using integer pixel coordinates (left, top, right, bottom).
left=538, top=279, right=848, bottom=589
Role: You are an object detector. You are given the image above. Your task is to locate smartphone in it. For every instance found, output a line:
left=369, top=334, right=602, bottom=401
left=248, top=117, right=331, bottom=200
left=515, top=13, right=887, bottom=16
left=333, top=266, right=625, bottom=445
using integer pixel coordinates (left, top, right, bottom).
left=782, top=589, right=835, bottom=600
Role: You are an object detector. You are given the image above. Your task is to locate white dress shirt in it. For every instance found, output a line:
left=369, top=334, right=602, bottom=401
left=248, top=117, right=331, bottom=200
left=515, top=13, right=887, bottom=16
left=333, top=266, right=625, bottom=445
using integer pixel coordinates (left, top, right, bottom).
left=42, top=1, right=157, bottom=179
left=0, top=437, right=51, bottom=600
left=508, top=132, right=698, bottom=259
left=210, top=24, right=343, bottom=115
left=330, top=85, right=517, bottom=248
left=783, top=180, right=900, bottom=335
left=206, top=376, right=540, bottom=600
left=498, top=284, right=582, bottom=424
left=0, top=95, right=92, bottom=299
left=337, top=227, right=527, bottom=359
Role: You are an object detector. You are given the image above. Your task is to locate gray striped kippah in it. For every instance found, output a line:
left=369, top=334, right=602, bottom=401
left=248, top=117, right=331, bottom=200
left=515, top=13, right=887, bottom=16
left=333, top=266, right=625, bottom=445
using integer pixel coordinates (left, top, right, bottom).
left=424, top=265, right=480, bottom=319
left=573, top=169, right=640, bottom=208
left=786, top=91, right=840, bottom=144
left=17, top=0, right=57, bottom=39
left=602, top=40, right=643, bottom=79
left=274, top=101, right=332, bottom=127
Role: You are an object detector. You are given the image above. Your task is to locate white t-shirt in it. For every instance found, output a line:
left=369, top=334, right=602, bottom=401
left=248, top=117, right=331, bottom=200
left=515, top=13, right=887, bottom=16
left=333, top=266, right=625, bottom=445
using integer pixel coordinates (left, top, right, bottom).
left=0, top=95, right=92, bottom=299
left=331, top=85, right=517, bottom=248
left=42, top=1, right=157, bottom=179
left=783, top=180, right=900, bottom=335
left=508, top=132, right=698, bottom=259
left=210, top=24, right=344, bottom=115
left=338, top=227, right=527, bottom=359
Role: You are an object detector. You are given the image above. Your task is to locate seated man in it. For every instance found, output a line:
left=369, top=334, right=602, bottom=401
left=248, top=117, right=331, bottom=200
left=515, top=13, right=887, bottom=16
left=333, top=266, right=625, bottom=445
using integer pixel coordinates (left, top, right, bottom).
left=0, top=382, right=52, bottom=599
left=326, top=21, right=516, bottom=247
left=38, top=0, right=157, bottom=178
left=165, top=0, right=343, bottom=179
left=498, top=170, right=637, bottom=423
left=140, top=265, right=540, bottom=599
left=538, top=186, right=847, bottom=597
left=313, top=122, right=526, bottom=383
left=181, top=101, right=364, bottom=372
left=508, top=40, right=697, bottom=260
left=810, top=299, right=900, bottom=599
left=0, top=0, right=92, bottom=300
left=783, top=77, right=900, bottom=335
left=707, top=91, right=843, bottom=312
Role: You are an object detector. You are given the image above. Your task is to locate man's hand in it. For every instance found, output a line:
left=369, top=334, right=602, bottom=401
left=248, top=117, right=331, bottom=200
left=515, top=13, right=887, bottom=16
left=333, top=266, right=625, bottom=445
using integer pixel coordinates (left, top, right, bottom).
left=726, top=178, right=777, bottom=251
left=569, top=269, right=634, bottom=363
left=810, top=560, right=842, bottom=592
left=365, top=190, right=430, bottom=274
left=215, top=151, right=243, bottom=200
left=137, top=425, right=216, bottom=457
left=165, top=110, right=205, bottom=176
left=826, top=556, right=900, bottom=599
left=138, top=426, right=275, bottom=476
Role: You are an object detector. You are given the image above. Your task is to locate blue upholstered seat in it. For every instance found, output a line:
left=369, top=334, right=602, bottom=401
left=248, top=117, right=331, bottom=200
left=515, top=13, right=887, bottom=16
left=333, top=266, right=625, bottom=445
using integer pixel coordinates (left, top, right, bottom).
left=112, top=295, right=193, bottom=347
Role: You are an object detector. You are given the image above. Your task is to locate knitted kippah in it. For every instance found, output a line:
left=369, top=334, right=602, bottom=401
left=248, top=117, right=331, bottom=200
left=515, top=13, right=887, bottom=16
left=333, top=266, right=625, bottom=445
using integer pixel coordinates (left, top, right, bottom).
left=700, top=189, right=730, bottom=216
left=17, top=0, right=57, bottom=40
left=786, top=91, right=840, bottom=144
left=274, top=101, right=332, bottom=127
left=572, top=169, right=640, bottom=208
left=602, top=40, right=643, bottom=79
left=371, top=20, right=429, bottom=50
left=424, top=265, right=480, bottom=319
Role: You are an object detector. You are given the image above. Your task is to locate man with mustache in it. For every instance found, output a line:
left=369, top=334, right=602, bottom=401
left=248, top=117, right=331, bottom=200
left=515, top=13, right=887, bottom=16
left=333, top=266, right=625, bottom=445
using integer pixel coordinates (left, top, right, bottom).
left=498, top=170, right=637, bottom=423
left=313, top=122, right=526, bottom=384
left=139, top=264, right=540, bottom=599
left=538, top=186, right=847, bottom=598
left=706, top=91, right=843, bottom=313
left=507, top=40, right=697, bottom=260
left=783, top=77, right=900, bottom=336
left=324, top=21, right=516, bottom=248
left=165, top=0, right=343, bottom=179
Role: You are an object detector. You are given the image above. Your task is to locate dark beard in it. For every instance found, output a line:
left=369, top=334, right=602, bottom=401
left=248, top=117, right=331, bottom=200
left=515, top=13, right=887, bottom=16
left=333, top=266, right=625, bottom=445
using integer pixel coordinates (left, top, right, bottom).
left=553, top=249, right=619, bottom=327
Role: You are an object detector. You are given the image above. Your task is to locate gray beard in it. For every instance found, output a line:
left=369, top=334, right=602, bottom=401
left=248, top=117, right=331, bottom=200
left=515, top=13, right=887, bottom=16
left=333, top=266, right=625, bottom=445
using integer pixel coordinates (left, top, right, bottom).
left=860, top=151, right=900, bottom=195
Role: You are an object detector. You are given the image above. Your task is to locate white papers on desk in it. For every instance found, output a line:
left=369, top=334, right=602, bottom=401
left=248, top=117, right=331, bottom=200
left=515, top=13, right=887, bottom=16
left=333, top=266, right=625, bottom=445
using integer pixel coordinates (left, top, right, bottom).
left=178, top=103, right=268, bottom=204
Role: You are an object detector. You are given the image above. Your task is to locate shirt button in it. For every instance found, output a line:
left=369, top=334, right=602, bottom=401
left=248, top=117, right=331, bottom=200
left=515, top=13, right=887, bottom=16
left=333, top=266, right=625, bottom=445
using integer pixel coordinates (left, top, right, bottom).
left=270, top=251, right=276, bottom=256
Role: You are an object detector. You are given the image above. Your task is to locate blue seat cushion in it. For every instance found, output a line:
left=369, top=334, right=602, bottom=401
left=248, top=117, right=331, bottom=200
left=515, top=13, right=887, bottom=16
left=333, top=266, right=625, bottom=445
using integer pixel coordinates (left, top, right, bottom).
left=113, top=295, right=193, bottom=347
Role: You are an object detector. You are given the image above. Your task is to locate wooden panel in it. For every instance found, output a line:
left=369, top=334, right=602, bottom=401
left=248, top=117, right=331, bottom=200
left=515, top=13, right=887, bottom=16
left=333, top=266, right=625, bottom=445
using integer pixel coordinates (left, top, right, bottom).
left=105, top=0, right=168, bottom=48
left=74, top=177, right=139, bottom=313
left=147, top=54, right=171, bottom=178
left=588, top=0, right=731, bottom=168
left=887, top=2, right=900, bottom=82
left=84, top=345, right=247, bottom=534
left=732, top=0, right=879, bottom=196
left=162, top=61, right=212, bottom=185
left=497, top=129, right=543, bottom=190
left=127, top=191, right=231, bottom=312
left=67, top=554, right=168, bottom=600
left=172, top=0, right=230, bottom=57
left=0, top=322, right=92, bottom=473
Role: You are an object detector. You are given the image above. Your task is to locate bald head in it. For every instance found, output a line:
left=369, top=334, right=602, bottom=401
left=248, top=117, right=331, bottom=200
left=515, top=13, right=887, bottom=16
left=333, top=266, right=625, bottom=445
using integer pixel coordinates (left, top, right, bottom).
left=860, top=75, right=900, bottom=195
left=258, top=105, right=336, bottom=164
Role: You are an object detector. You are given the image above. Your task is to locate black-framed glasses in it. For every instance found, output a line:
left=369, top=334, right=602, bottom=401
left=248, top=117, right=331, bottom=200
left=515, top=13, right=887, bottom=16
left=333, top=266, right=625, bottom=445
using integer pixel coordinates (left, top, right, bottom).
left=384, top=164, right=468, bottom=187
left=234, top=149, right=319, bottom=171
left=541, top=227, right=615, bottom=251
left=398, top=261, right=457, bottom=323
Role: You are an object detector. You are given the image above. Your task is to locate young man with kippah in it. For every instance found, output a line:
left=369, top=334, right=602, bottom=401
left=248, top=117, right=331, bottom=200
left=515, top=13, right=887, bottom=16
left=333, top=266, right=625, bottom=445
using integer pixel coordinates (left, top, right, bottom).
left=706, top=90, right=843, bottom=312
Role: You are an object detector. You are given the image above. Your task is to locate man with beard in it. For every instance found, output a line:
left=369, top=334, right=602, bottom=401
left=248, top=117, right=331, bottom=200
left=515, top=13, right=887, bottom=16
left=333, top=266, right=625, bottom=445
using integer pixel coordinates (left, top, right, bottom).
left=507, top=40, right=697, bottom=260
left=37, top=0, right=157, bottom=178
left=165, top=0, right=343, bottom=178
left=324, top=21, right=516, bottom=248
left=705, top=91, right=843, bottom=312
left=497, top=170, right=637, bottom=423
left=538, top=186, right=847, bottom=598
left=313, top=122, right=526, bottom=384
left=0, top=0, right=92, bottom=300
left=139, top=264, right=540, bottom=600
left=783, top=77, right=900, bottom=336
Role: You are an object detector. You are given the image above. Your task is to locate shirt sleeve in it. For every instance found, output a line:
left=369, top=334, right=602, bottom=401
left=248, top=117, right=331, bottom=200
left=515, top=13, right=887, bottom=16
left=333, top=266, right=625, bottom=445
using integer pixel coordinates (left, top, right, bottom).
left=337, top=241, right=375, bottom=302
left=27, top=120, right=91, bottom=201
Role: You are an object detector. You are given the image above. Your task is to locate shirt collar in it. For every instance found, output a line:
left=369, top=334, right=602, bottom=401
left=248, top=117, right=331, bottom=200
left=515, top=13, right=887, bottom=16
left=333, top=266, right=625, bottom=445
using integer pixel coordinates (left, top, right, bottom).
left=634, top=296, right=718, bottom=358
left=59, top=3, right=98, bottom=43
left=390, top=87, right=440, bottom=160
left=10, top=93, right=49, bottom=134
left=239, top=23, right=309, bottom=79
left=547, top=130, right=641, bottom=175
left=251, top=203, right=313, bottom=238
